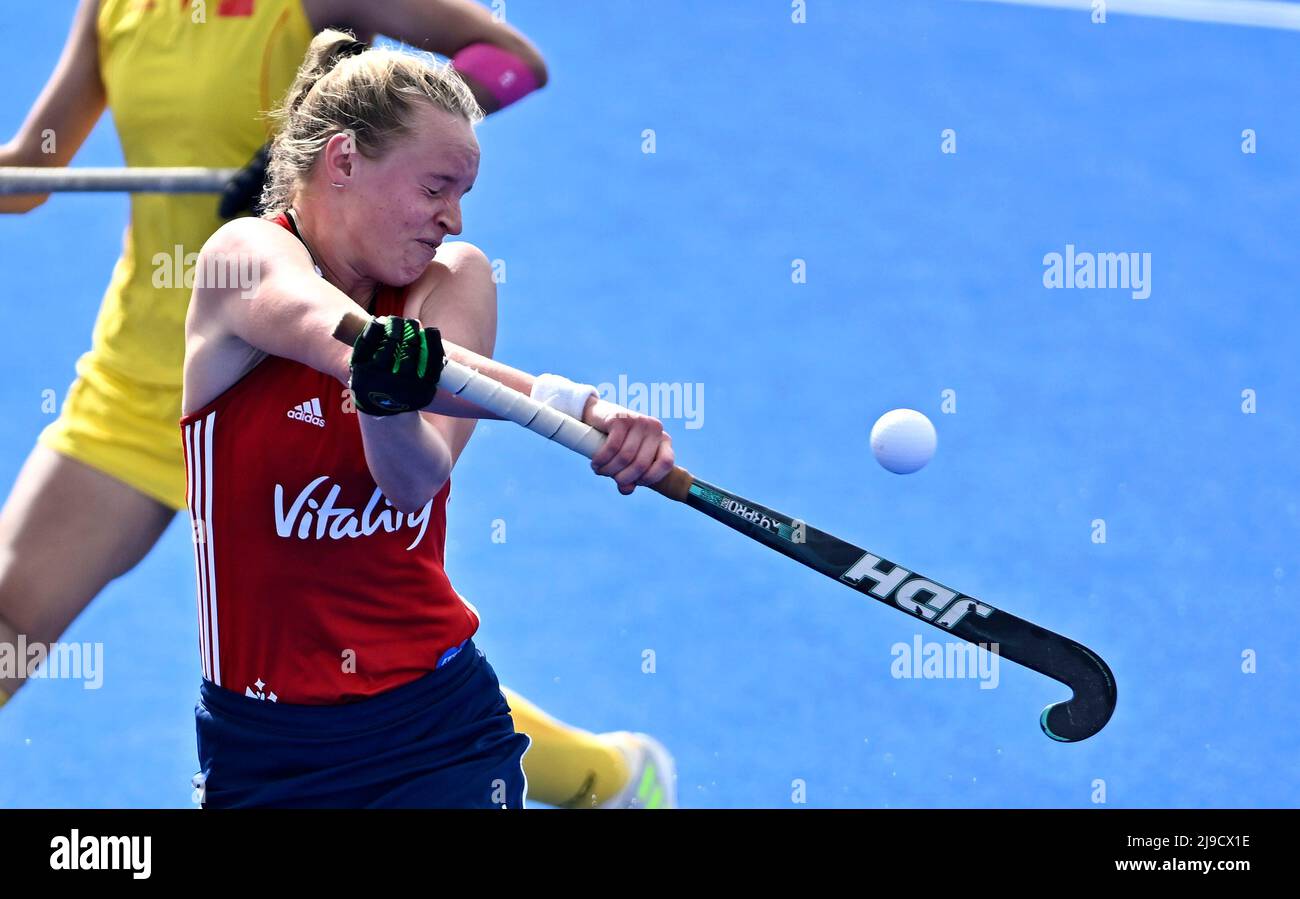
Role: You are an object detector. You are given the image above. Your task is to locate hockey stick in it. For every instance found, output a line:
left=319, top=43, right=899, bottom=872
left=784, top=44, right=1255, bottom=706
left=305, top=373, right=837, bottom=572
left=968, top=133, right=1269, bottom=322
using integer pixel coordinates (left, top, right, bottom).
left=338, top=323, right=1117, bottom=742
left=0, top=167, right=238, bottom=194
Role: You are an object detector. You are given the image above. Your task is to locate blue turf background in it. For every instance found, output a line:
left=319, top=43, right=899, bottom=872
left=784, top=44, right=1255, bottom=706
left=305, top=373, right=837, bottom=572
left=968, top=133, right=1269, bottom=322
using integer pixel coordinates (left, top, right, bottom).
left=1, top=0, right=1297, bottom=808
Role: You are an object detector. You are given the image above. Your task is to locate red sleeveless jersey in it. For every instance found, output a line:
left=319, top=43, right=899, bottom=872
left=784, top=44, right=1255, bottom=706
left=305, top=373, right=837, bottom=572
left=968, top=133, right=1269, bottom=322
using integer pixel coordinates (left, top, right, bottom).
left=179, top=217, right=479, bottom=704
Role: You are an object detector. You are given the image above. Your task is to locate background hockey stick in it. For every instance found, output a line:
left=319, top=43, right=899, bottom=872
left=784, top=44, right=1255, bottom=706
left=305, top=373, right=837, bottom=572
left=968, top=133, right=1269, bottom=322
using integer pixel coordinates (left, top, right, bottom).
left=0, top=167, right=237, bottom=194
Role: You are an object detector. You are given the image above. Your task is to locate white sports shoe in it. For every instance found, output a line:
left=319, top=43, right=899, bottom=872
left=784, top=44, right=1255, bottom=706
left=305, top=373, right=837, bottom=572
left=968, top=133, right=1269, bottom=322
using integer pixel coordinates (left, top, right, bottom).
left=598, top=732, right=678, bottom=809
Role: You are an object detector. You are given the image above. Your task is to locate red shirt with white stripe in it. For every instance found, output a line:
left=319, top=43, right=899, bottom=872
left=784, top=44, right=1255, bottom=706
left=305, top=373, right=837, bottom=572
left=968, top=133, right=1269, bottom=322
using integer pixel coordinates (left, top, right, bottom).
left=179, top=221, right=479, bottom=705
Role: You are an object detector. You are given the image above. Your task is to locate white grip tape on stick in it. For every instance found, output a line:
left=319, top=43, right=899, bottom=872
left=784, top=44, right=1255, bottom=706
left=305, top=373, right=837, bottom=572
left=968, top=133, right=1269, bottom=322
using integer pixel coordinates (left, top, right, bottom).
left=439, top=360, right=607, bottom=459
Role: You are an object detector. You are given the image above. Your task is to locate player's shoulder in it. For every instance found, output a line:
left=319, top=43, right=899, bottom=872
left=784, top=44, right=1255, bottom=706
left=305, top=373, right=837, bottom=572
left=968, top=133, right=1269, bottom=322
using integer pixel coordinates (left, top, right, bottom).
left=406, top=242, right=497, bottom=351
left=199, top=214, right=306, bottom=269
left=204, top=213, right=287, bottom=248
left=409, top=241, right=495, bottom=308
left=431, top=241, right=493, bottom=279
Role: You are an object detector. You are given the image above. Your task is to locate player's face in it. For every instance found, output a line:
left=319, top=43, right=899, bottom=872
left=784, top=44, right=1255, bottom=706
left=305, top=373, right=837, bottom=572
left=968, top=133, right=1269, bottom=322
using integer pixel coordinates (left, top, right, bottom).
left=351, top=104, right=480, bottom=287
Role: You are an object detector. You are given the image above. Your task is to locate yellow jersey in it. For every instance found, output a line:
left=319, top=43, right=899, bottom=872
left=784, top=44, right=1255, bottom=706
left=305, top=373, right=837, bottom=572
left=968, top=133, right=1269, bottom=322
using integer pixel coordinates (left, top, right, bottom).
left=93, top=0, right=313, bottom=387
left=39, top=0, right=314, bottom=510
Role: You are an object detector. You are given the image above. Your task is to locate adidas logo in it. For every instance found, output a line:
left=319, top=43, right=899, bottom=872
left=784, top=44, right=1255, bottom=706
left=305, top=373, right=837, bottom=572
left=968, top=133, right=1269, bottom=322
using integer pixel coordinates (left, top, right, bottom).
left=287, top=398, right=326, bottom=428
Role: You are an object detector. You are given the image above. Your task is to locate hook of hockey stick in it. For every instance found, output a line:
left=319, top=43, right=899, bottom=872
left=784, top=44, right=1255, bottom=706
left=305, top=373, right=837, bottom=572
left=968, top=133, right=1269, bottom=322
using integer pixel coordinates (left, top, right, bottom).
left=1037, top=641, right=1117, bottom=743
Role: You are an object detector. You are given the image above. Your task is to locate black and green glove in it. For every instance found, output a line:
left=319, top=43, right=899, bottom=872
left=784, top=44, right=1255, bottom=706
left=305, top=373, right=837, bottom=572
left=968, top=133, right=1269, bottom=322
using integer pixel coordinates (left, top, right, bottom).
left=348, top=316, right=445, bottom=416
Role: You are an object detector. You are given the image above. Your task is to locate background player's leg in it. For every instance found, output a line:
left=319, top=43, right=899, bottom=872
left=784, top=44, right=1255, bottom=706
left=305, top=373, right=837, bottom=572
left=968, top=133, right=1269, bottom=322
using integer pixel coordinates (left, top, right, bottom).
left=0, top=445, right=175, bottom=702
left=503, top=686, right=636, bottom=807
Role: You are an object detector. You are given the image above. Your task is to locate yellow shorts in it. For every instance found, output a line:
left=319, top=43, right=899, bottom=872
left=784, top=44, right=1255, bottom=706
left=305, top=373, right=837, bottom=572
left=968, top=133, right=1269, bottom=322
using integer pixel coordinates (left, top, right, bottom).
left=38, top=354, right=187, bottom=512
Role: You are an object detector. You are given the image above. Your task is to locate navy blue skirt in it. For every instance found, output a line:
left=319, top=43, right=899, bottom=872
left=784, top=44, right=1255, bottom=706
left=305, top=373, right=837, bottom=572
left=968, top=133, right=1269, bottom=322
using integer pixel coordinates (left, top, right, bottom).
left=194, top=641, right=530, bottom=808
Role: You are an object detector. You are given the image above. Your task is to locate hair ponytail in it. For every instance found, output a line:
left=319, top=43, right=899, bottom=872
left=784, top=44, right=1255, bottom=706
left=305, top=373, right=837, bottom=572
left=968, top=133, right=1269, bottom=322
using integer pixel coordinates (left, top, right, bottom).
left=279, top=30, right=369, bottom=117
left=261, top=30, right=480, bottom=213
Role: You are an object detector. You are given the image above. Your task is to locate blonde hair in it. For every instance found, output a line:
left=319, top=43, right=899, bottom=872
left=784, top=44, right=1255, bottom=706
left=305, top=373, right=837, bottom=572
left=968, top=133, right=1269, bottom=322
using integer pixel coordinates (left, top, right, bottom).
left=261, top=30, right=484, bottom=214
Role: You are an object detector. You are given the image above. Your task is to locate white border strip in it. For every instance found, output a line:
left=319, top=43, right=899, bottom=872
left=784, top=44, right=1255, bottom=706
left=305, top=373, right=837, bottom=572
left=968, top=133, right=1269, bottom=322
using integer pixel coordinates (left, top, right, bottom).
left=960, top=0, right=1300, bottom=31
left=202, top=412, right=222, bottom=686
left=184, top=421, right=209, bottom=681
